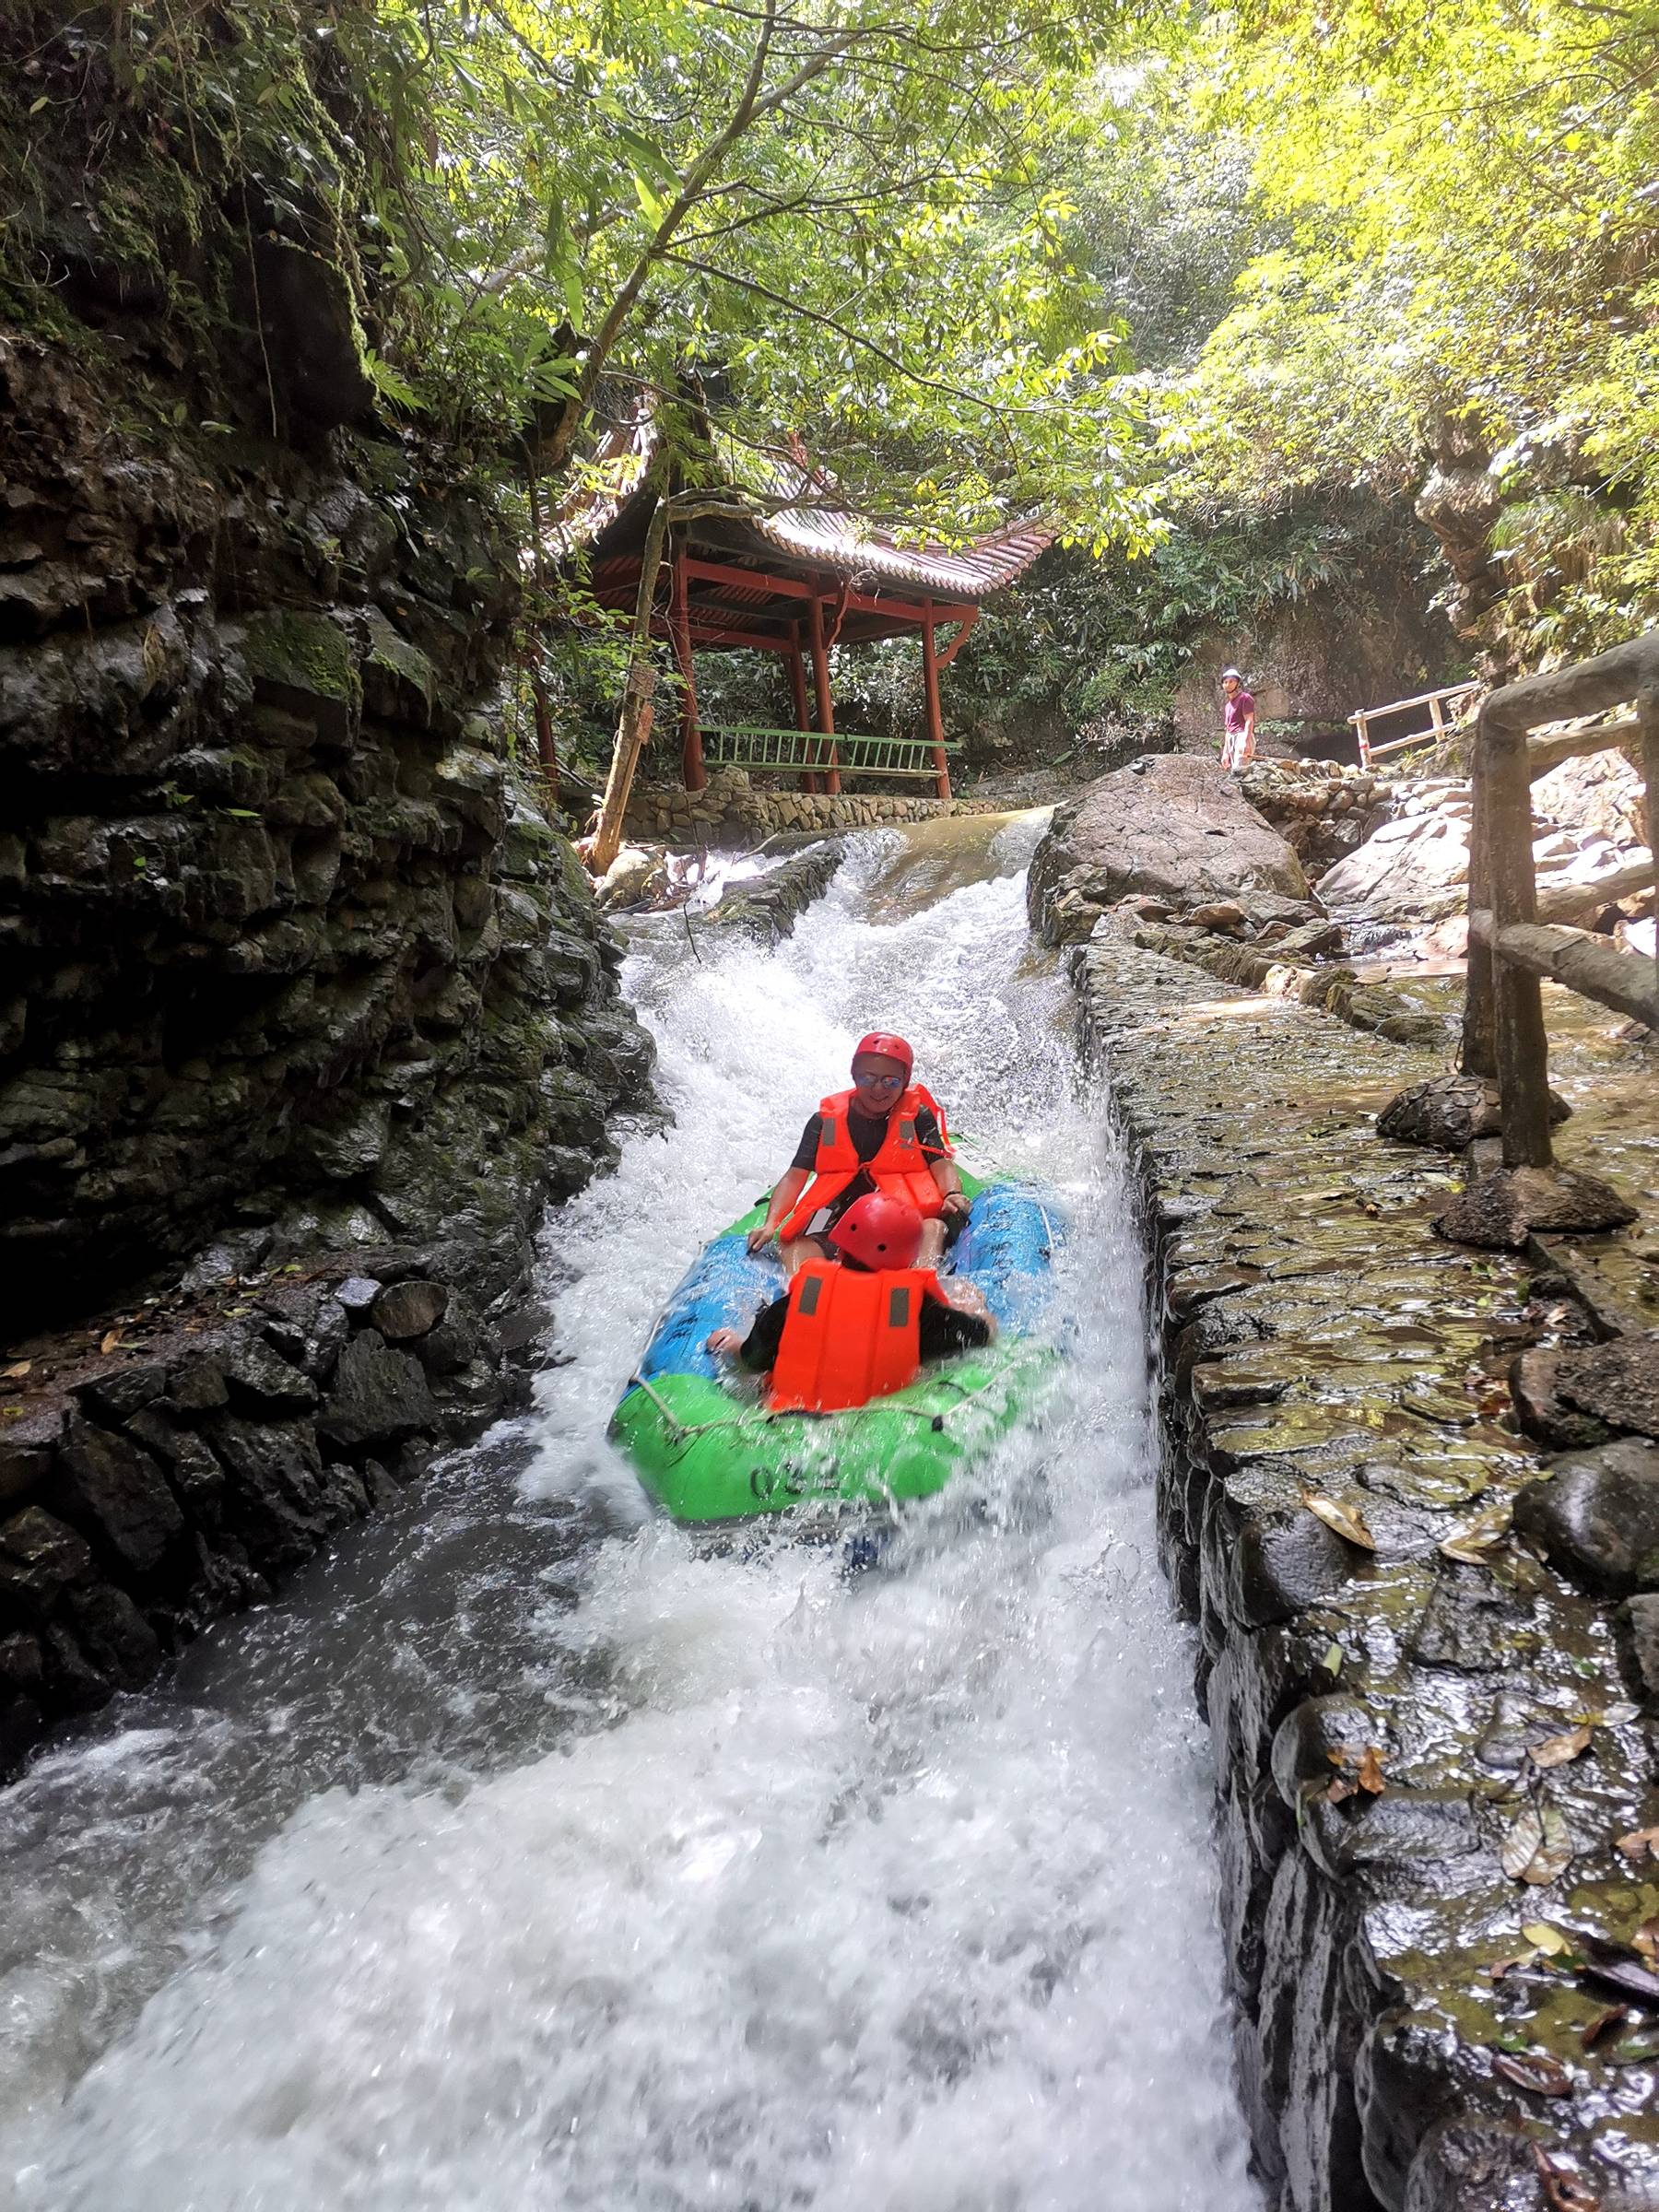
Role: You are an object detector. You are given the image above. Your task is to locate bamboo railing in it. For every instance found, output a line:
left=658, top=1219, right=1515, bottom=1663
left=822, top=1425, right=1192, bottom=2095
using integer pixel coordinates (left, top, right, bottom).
left=1462, top=638, right=1658, bottom=1168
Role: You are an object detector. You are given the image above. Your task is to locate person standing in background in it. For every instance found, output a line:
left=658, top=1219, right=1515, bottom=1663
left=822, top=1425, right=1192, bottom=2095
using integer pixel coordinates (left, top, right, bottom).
left=1220, top=666, right=1256, bottom=771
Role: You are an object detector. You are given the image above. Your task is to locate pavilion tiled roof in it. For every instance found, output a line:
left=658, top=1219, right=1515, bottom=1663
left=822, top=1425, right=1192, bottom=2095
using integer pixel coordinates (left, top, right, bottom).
left=557, top=409, right=1051, bottom=599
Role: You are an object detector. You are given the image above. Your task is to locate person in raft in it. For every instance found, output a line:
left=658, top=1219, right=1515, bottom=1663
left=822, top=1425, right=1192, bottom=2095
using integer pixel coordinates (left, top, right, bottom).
left=707, top=1192, right=994, bottom=1412
left=745, top=1030, right=966, bottom=1275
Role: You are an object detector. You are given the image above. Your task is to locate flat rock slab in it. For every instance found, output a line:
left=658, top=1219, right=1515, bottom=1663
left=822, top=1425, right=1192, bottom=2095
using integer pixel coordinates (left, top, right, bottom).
left=1028, top=753, right=1310, bottom=944
left=1069, top=924, right=1659, bottom=2212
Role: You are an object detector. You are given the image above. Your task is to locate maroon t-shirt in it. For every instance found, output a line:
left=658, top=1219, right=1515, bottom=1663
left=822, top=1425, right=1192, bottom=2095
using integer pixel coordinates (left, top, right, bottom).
left=1223, top=688, right=1256, bottom=733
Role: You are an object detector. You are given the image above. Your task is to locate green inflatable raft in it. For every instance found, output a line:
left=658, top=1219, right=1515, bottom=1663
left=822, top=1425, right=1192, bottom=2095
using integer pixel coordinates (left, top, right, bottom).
left=609, top=1171, right=1063, bottom=1523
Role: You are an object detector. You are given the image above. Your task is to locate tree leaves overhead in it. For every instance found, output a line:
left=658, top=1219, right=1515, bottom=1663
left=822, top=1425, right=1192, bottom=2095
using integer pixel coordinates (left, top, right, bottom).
left=333, top=0, right=1159, bottom=542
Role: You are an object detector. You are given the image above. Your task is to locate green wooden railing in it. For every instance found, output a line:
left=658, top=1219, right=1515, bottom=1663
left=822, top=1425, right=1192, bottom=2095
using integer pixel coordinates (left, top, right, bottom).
left=700, top=723, right=959, bottom=781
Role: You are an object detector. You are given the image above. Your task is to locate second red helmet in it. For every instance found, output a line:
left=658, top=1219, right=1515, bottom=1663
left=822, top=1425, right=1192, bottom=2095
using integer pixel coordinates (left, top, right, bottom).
left=828, top=1192, right=924, bottom=1272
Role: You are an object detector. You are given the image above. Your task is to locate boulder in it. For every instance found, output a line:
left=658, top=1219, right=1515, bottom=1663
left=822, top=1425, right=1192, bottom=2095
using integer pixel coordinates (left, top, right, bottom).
left=1027, top=755, right=1311, bottom=943
left=1513, top=1438, right=1659, bottom=1594
left=1432, top=1165, right=1638, bottom=1249
left=318, top=1329, right=438, bottom=1449
left=1316, top=805, right=1470, bottom=923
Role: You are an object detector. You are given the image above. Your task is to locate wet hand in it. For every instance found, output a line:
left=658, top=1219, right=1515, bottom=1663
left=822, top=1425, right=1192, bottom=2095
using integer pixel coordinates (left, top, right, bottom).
left=940, top=1191, right=970, bottom=1218
left=746, top=1224, right=776, bottom=1253
left=706, top=1326, right=745, bottom=1358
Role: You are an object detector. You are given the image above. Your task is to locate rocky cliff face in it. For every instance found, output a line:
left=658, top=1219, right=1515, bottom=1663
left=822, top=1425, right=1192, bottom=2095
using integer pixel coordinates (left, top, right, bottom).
left=0, top=330, right=653, bottom=1772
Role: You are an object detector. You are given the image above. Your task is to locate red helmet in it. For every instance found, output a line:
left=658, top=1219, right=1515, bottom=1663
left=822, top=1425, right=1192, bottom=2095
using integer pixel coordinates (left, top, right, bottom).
left=828, top=1192, right=924, bottom=1272
left=852, top=1030, right=913, bottom=1080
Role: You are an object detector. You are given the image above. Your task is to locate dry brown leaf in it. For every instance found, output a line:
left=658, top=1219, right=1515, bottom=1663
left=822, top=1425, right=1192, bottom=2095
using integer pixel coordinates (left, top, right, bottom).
left=1300, top=1489, right=1377, bottom=1550
left=1439, top=1498, right=1513, bottom=1566
left=1357, top=1745, right=1387, bottom=1795
left=2, top=1359, right=29, bottom=1381
left=99, top=1328, right=124, bottom=1355
left=1530, top=1725, right=1593, bottom=1771
left=1616, top=1827, right=1659, bottom=1865
left=1503, top=1804, right=1575, bottom=1886
left=1492, top=2048, right=1574, bottom=2097
left=1633, top=1917, right=1659, bottom=1959
left=1582, top=2005, right=1630, bottom=2051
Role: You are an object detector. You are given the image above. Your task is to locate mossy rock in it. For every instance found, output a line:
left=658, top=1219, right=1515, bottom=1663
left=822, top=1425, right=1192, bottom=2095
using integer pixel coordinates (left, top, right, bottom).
left=361, top=608, right=436, bottom=723
left=241, top=612, right=361, bottom=740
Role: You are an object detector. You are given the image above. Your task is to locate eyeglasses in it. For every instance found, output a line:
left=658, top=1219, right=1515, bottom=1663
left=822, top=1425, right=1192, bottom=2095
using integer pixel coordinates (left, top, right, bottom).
left=852, top=1068, right=905, bottom=1090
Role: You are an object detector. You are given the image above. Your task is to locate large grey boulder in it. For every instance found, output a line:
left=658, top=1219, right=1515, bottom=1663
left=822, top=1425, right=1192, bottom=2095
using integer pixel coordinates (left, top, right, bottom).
left=1027, top=755, right=1311, bottom=944
left=1316, top=805, right=1470, bottom=922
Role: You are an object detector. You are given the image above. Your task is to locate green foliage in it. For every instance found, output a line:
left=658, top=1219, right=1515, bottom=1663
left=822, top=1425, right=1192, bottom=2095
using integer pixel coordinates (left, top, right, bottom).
left=1164, top=0, right=1659, bottom=662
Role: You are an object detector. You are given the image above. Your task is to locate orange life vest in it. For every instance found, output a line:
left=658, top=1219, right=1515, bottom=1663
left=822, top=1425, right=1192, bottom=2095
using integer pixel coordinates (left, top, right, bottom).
left=777, top=1084, right=950, bottom=1243
left=767, top=1260, right=942, bottom=1413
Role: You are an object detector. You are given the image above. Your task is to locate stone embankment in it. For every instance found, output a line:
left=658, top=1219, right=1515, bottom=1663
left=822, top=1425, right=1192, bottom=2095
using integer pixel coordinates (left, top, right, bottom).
left=622, top=766, right=1010, bottom=845
left=1061, top=926, right=1658, bottom=2204
left=0, top=337, right=654, bottom=1775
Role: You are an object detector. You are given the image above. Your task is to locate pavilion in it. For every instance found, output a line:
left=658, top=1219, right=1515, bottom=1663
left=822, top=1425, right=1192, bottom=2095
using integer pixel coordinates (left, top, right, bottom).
left=562, top=418, right=1049, bottom=801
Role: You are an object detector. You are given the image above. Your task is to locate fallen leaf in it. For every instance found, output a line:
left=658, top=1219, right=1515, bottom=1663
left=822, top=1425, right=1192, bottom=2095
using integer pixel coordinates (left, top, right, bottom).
left=1582, top=2004, right=1630, bottom=2050
left=1616, top=1827, right=1659, bottom=1864
left=1320, top=1641, right=1343, bottom=1676
left=1523, top=1922, right=1569, bottom=1955
left=1608, top=2032, right=1659, bottom=2065
left=1358, top=1745, right=1387, bottom=1794
left=1530, top=1725, right=1593, bottom=1771
left=1633, top=1918, right=1659, bottom=1959
left=1301, top=1489, right=1377, bottom=1550
left=1577, top=1952, right=1659, bottom=2006
left=1326, top=1774, right=1360, bottom=1805
left=1493, top=2049, right=1573, bottom=2097
left=1440, top=1497, right=1513, bottom=1565
left=1534, top=2145, right=1602, bottom=2210
left=1578, top=1701, right=1638, bottom=1728
left=2, top=1359, right=29, bottom=1381
left=99, top=1329, right=124, bottom=1355
left=1503, top=1804, right=1575, bottom=1886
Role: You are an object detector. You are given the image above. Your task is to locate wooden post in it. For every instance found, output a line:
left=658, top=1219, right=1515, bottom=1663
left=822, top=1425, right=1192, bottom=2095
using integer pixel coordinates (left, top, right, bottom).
left=670, top=543, right=704, bottom=792
left=1485, top=716, right=1555, bottom=1168
left=1430, top=694, right=1446, bottom=740
left=1641, top=685, right=1659, bottom=871
left=1355, top=712, right=1371, bottom=769
left=922, top=598, right=951, bottom=800
left=1461, top=702, right=1498, bottom=1081
left=806, top=592, right=836, bottom=796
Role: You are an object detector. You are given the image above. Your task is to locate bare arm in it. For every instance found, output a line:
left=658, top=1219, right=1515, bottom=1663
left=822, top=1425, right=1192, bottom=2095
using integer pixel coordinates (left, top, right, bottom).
left=747, top=1166, right=809, bottom=1252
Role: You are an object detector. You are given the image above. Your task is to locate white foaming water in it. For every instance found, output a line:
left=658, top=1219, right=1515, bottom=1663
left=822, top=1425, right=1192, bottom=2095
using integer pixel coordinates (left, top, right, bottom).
left=1, top=818, right=1257, bottom=2212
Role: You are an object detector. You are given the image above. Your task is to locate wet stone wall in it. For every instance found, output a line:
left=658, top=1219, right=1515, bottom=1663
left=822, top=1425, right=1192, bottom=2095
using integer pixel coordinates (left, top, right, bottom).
left=1073, top=924, right=1659, bottom=2212
left=0, top=335, right=654, bottom=1774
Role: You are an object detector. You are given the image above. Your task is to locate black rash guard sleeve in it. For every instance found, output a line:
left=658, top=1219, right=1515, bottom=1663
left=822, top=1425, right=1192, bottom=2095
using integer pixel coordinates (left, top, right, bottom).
left=738, top=1295, right=790, bottom=1372
left=789, top=1117, right=822, bottom=1172
left=919, top=1293, right=991, bottom=1358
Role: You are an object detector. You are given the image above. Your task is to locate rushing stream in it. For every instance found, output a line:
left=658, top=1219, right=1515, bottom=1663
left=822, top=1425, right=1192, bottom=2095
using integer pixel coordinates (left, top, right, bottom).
left=1, top=815, right=1256, bottom=2212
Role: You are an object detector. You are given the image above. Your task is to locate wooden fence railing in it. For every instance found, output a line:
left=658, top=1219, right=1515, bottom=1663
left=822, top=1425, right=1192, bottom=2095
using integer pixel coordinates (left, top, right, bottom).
left=1462, top=637, right=1658, bottom=1167
left=1349, top=682, right=1482, bottom=768
left=701, top=723, right=960, bottom=786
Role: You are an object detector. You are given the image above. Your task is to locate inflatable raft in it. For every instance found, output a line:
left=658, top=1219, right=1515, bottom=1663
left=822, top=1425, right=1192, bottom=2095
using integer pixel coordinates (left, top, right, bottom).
left=610, top=1170, right=1062, bottom=1523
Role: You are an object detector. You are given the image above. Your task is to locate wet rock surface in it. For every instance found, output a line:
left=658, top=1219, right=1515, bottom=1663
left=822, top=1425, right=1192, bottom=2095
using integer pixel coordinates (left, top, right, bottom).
left=0, top=336, right=656, bottom=1773
left=701, top=840, right=845, bottom=942
left=1072, top=923, right=1659, bottom=2212
left=1027, top=753, right=1311, bottom=944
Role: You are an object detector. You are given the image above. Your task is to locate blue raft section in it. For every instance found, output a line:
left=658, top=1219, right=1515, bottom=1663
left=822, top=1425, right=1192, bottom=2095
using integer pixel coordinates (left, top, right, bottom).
left=634, top=1179, right=1065, bottom=1388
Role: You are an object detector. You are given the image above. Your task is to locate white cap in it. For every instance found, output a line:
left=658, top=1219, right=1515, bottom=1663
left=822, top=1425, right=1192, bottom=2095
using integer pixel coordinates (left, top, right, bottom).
left=1221, top=666, right=1243, bottom=681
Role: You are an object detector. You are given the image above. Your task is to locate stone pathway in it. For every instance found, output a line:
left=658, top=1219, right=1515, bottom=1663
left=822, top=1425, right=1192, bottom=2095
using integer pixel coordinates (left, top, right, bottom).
left=1075, top=924, right=1659, bottom=2212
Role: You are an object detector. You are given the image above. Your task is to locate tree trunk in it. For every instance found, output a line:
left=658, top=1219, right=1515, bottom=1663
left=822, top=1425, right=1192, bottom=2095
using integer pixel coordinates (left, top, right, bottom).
left=589, top=496, right=670, bottom=876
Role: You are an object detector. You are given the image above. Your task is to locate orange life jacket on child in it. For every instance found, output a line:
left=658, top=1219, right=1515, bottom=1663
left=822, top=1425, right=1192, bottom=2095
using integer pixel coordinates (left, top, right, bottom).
left=776, top=1085, right=950, bottom=1244
left=766, top=1259, right=942, bottom=1413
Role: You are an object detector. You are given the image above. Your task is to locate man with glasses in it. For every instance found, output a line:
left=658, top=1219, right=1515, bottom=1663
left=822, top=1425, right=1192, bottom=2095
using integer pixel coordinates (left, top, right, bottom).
left=745, top=1030, right=967, bottom=1275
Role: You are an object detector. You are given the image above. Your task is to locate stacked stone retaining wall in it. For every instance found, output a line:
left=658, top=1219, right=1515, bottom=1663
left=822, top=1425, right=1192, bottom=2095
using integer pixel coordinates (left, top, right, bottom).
left=622, top=771, right=1014, bottom=845
left=1073, top=924, right=1659, bottom=2212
